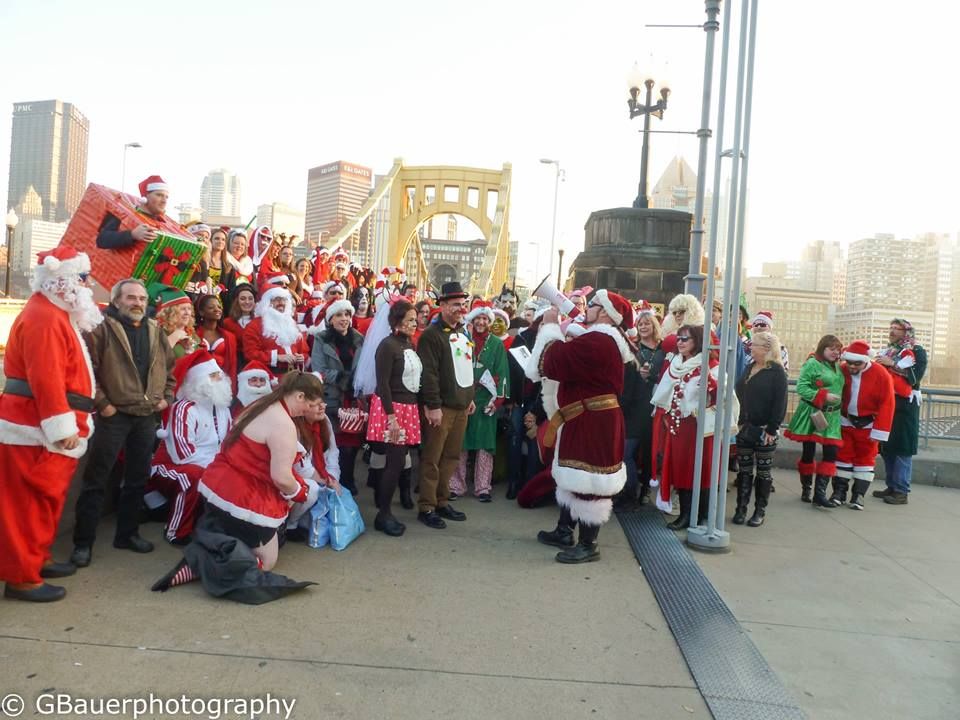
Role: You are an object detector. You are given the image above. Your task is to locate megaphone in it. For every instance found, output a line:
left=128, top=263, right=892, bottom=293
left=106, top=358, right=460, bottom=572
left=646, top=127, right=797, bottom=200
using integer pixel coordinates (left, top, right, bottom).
left=531, top=274, right=579, bottom=319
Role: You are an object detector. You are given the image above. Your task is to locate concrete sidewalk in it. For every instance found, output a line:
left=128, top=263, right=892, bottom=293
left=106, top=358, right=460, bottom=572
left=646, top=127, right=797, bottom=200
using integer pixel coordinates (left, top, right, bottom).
left=692, top=473, right=960, bottom=720
left=1, top=494, right=708, bottom=720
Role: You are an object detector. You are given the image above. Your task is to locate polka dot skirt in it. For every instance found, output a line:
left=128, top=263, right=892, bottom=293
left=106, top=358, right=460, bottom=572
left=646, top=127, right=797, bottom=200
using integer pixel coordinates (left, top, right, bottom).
left=366, top=394, right=422, bottom=445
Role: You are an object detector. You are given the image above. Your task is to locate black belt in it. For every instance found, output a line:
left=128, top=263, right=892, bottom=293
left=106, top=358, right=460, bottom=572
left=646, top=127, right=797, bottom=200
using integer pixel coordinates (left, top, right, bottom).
left=3, top=378, right=96, bottom=413
left=844, top=414, right=875, bottom=429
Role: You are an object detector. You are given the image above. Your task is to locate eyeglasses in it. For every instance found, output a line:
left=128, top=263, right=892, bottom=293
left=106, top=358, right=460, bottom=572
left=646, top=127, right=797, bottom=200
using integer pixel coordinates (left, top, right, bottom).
left=753, top=322, right=768, bottom=328
left=78, top=272, right=90, bottom=282
left=676, top=335, right=691, bottom=342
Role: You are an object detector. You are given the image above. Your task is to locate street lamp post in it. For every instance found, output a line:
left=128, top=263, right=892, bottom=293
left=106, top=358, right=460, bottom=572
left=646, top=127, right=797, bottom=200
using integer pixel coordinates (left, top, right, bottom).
left=121, top=142, right=142, bottom=194
left=557, top=248, right=565, bottom=289
left=627, top=65, right=670, bottom=209
left=5, top=209, right=19, bottom=298
left=539, top=159, right=562, bottom=279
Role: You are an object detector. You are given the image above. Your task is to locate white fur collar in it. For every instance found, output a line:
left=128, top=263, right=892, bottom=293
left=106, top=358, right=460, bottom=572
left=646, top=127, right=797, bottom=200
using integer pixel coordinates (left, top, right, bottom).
left=582, top=324, right=634, bottom=364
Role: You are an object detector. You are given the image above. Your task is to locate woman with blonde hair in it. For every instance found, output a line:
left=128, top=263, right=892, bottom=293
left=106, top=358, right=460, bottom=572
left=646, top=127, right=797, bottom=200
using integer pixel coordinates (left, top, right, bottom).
left=733, top=331, right=788, bottom=526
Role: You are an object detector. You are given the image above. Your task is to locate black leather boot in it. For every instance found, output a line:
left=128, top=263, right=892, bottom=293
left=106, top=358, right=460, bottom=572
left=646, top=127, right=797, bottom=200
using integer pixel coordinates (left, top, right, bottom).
left=800, top=475, right=813, bottom=503
left=829, top=477, right=849, bottom=507
left=556, top=522, right=600, bottom=563
left=732, top=472, right=753, bottom=525
left=398, top=469, right=414, bottom=510
left=748, top=475, right=771, bottom=527
left=537, top=507, right=575, bottom=548
left=848, top=479, right=870, bottom=510
left=812, top=475, right=833, bottom=508
left=668, top=490, right=692, bottom=531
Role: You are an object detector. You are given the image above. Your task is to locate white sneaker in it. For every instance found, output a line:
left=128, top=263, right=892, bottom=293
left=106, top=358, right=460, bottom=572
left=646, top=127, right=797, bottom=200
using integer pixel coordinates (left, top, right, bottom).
left=848, top=496, right=864, bottom=511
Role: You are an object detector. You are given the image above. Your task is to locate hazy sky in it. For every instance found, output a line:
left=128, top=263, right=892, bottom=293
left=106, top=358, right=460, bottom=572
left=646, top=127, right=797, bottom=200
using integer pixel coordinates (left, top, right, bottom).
left=1, top=0, right=957, bottom=280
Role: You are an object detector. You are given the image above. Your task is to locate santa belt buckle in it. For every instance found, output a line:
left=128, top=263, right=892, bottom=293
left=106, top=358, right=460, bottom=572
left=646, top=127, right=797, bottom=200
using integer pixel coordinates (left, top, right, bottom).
left=3, top=377, right=96, bottom=413
left=544, top=394, right=620, bottom=448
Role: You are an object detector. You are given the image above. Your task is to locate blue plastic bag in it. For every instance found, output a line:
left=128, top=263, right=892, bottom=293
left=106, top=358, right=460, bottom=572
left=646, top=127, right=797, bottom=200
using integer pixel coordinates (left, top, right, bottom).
left=308, top=497, right=330, bottom=549
left=318, top=487, right=365, bottom=551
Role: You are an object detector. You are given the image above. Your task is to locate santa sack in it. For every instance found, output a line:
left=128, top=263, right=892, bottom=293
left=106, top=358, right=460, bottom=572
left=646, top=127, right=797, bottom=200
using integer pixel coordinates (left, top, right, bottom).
left=337, top=402, right=368, bottom=434
left=307, top=498, right=330, bottom=549
left=316, top=487, right=365, bottom=551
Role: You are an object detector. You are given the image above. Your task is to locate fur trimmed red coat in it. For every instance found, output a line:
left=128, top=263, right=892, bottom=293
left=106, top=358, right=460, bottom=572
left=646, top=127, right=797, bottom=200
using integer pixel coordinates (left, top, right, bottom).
left=840, top=361, right=896, bottom=442
left=241, top=317, right=309, bottom=372
left=526, top=322, right=633, bottom=525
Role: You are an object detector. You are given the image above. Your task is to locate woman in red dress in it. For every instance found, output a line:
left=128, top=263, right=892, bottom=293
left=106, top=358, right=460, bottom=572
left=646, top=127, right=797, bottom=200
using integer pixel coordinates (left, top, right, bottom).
left=195, top=294, right=238, bottom=390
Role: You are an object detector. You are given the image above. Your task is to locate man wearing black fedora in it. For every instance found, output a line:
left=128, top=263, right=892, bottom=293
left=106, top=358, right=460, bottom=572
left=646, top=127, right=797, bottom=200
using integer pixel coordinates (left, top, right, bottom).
left=416, top=282, right=475, bottom=529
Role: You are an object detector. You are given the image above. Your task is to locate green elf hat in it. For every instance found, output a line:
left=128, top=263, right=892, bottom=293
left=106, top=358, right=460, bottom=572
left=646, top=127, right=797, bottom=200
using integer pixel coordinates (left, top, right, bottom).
left=146, top=283, right=191, bottom=312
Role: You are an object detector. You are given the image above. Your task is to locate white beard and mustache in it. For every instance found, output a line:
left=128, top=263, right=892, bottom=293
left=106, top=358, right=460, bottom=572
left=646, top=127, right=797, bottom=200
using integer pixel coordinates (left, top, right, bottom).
left=237, top=380, right=272, bottom=407
left=260, top=306, right=302, bottom=347
left=40, top=279, right=103, bottom=332
left=181, top=374, right=234, bottom=409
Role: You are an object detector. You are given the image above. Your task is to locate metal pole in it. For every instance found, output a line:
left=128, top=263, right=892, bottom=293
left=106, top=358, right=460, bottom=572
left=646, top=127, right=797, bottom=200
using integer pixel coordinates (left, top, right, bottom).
left=4, top=225, right=13, bottom=297
left=634, top=80, right=655, bottom=209
left=715, top=0, right=760, bottom=532
left=688, top=0, right=734, bottom=537
left=684, top=0, right=721, bottom=298
left=121, top=145, right=129, bottom=193
left=557, top=249, right=565, bottom=288
left=548, top=165, right=560, bottom=279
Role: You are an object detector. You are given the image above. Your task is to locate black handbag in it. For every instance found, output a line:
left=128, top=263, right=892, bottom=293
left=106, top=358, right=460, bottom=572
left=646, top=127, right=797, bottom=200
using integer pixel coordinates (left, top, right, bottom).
left=736, top=424, right=765, bottom=445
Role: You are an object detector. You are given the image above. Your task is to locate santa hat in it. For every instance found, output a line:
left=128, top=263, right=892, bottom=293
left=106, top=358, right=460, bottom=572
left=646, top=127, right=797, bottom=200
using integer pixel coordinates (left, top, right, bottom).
left=841, top=340, right=873, bottom=364
left=325, top=299, right=355, bottom=322
left=189, top=223, right=211, bottom=238
left=248, top=225, right=274, bottom=266
left=492, top=308, right=510, bottom=327
left=138, top=175, right=169, bottom=197
left=256, top=286, right=293, bottom=316
left=634, top=299, right=655, bottom=317
left=34, top=246, right=91, bottom=283
left=592, top=289, right=634, bottom=331
left=567, top=285, right=594, bottom=300
left=238, top=360, right=277, bottom=388
left=260, top=270, right=290, bottom=288
left=466, top=300, right=495, bottom=323
left=751, top=311, right=774, bottom=329
left=146, top=282, right=190, bottom=312
left=173, top=350, right=221, bottom=396
left=322, top=280, right=345, bottom=295
left=332, top=249, right=350, bottom=267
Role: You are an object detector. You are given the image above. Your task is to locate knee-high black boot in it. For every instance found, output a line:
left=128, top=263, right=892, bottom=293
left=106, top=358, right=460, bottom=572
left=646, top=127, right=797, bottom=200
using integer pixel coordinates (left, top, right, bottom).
left=668, top=490, right=692, bottom=531
left=813, top=475, right=833, bottom=508
left=398, top=468, right=414, bottom=510
left=537, top=506, right=575, bottom=548
left=748, top=475, right=771, bottom=527
left=829, top=476, right=849, bottom=507
left=732, top=471, right=754, bottom=525
left=556, top=521, right=600, bottom=564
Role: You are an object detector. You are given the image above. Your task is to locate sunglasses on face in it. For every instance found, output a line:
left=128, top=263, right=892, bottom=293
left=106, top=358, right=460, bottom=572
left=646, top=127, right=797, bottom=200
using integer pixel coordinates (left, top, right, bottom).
left=676, top=335, right=691, bottom=342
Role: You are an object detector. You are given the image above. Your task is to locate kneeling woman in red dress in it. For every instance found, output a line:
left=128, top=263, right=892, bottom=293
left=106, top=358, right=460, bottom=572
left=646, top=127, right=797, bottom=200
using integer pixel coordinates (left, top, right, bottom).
left=152, top=371, right=325, bottom=601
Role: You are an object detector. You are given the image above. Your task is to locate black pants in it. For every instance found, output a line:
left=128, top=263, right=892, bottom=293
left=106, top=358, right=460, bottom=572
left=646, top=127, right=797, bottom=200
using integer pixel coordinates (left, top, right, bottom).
left=73, top=411, right=157, bottom=547
left=339, top=445, right=360, bottom=492
left=801, top=442, right=838, bottom=465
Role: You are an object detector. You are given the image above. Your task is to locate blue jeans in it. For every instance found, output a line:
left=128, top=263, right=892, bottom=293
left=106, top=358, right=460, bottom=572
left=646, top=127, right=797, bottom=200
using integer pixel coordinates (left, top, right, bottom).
left=623, top=437, right=641, bottom=498
left=882, top=453, right=912, bottom=494
left=509, top=406, right=542, bottom=487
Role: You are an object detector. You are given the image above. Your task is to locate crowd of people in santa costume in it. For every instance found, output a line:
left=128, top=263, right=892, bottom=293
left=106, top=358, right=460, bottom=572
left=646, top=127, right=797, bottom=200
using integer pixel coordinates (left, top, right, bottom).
left=0, top=174, right=928, bottom=603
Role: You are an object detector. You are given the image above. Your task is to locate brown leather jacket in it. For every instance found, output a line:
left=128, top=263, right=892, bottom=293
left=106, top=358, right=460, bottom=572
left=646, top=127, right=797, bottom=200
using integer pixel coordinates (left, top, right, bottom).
left=84, top=312, right=175, bottom=416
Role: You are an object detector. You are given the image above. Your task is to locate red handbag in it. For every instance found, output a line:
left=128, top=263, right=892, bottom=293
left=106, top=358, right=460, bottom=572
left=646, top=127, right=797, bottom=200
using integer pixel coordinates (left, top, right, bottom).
left=337, top=402, right=368, bottom=434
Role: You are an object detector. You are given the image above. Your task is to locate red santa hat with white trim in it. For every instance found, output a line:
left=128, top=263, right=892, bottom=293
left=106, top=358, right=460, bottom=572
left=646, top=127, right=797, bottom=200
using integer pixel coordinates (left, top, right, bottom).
left=841, top=339, right=873, bottom=364
left=138, top=175, right=169, bottom=198
left=157, top=350, right=222, bottom=436
left=751, top=310, right=774, bottom=329
left=591, top=289, right=634, bottom=332
left=255, top=285, right=293, bottom=316
left=33, top=246, right=91, bottom=287
left=238, top=360, right=278, bottom=388
left=466, top=300, right=495, bottom=323
left=325, top=298, right=355, bottom=322
left=260, top=270, right=290, bottom=288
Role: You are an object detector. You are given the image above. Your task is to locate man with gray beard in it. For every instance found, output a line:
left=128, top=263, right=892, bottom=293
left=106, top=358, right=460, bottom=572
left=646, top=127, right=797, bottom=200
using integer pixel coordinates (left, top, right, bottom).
left=242, top=286, right=309, bottom=375
left=148, top=351, right=234, bottom=545
left=70, top=278, right=176, bottom=569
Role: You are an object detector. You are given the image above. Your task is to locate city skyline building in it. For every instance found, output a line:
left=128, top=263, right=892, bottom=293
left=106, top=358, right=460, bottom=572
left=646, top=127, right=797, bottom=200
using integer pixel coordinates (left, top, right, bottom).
left=9, top=217, right=68, bottom=297
left=256, top=201, right=305, bottom=240
left=199, top=168, right=242, bottom=218
left=7, top=100, right=89, bottom=223
left=304, top=160, right=373, bottom=263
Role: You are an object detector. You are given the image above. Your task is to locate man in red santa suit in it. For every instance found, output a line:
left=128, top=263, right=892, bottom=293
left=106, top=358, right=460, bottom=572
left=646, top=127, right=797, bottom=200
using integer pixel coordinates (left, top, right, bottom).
left=241, top=285, right=309, bottom=375
left=0, top=247, right=102, bottom=602
left=528, top=289, right=636, bottom=563
left=234, top=361, right=276, bottom=415
left=831, top=340, right=896, bottom=510
left=148, top=351, right=234, bottom=544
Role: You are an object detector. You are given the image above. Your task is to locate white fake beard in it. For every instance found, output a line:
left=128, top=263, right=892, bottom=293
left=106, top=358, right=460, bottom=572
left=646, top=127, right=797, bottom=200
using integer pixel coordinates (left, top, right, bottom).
left=237, top=382, right=271, bottom=407
left=41, top=279, right=103, bottom=332
left=182, top=375, right=234, bottom=409
left=260, top=306, right=302, bottom=347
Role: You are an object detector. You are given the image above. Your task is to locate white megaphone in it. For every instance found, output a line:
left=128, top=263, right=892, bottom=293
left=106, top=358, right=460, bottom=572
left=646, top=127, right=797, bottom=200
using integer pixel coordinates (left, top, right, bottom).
left=531, top=274, right=580, bottom=319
